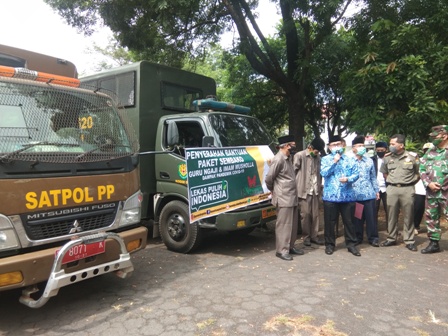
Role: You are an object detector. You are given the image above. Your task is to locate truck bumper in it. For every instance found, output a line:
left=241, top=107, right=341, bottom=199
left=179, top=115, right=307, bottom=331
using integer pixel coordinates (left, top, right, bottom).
left=214, top=205, right=277, bottom=231
left=0, top=226, right=147, bottom=292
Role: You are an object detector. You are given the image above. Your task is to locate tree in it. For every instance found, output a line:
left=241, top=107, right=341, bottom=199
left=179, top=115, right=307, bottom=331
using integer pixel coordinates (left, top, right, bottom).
left=343, top=0, right=448, bottom=143
left=87, top=36, right=135, bottom=72
left=195, top=38, right=290, bottom=138
left=44, top=0, right=355, bottom=148
left=309, top=28, right=353, bottom=141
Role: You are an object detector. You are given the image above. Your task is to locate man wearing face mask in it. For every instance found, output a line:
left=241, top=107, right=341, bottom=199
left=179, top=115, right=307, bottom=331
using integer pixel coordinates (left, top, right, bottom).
left=351, top=135, right=380, bottom=246
left=380, top=134, right=420, bottom=251
left=294, top=137, right=325, bottom=247
left=372, top=142, right=388, bottom=228
left=320, top=135, right=360, bottom=256
left=266, top=135, right=304, bottom=261
left=419, top=125, right=448, bottom=254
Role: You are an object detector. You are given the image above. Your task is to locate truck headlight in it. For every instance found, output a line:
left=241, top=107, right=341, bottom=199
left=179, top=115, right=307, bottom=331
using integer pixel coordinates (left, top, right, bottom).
left=0, top=215, right=20, bottom=251
left=118, top=191, right=142, bottom=227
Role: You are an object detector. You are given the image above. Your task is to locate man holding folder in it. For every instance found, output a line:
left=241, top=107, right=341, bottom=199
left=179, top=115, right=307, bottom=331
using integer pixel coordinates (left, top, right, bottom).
left=351, top=135, right=380, bottom=247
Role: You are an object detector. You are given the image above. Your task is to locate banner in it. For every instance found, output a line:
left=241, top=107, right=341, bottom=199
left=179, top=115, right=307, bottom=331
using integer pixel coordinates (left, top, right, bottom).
left=185, top=146, right=274, bottom=222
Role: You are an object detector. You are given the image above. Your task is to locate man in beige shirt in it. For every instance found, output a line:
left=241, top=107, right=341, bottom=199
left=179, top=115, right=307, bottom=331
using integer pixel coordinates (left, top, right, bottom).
left=294, top=138, right=325, bottom=246
left=380, top=134, right=420, bottom=251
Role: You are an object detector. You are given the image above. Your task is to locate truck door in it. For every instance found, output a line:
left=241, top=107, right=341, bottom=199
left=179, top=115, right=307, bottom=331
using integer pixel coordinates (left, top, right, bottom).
left=156, top=118, right=206, bottom=188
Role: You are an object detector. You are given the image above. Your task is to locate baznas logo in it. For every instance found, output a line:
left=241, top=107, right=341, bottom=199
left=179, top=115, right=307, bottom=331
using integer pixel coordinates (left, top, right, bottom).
left=178, top=163, right=187, bottom=179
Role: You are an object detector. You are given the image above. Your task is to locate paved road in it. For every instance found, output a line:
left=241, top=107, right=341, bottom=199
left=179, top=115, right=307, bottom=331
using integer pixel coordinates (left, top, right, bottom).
left=1, top=223, right=448, bottom=336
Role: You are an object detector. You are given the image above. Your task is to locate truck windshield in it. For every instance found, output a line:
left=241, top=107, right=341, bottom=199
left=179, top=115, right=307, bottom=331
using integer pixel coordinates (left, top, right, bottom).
left=0, top=79, right=136, bottom=163
left=208, top=113, right=274, bottom=148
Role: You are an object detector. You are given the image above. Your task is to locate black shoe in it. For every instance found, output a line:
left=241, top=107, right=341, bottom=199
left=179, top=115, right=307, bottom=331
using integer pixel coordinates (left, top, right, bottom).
left=303, top=239, right=311, bottom=247
left=325, top=245, right=334, bottom=255
left=348, top=246, right=361, bottom=256
left=290, top=247, right=304, bottom=255
left=421, top=240, right=441, bottom=254
left=310, top=238, right=324, bottom=245
left=406, top=243, right=417, bottom=251
left=369, top=240, right=380, bottom=247
left=381, top=240, right=396, bottom=247
left=276, top=252, right=293, bottom=261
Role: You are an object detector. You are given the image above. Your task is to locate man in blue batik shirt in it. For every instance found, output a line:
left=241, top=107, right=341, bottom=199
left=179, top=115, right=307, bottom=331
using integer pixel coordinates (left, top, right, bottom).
left=351, top=135, right=380, bottom=247
left=321, top=135, right=361, bottom=256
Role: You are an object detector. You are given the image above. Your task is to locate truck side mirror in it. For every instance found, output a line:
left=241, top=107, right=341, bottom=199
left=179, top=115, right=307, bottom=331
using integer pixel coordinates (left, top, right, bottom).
left=202, top=136, right=214, bottom=147
left=166, top=121, right=179, bottom=147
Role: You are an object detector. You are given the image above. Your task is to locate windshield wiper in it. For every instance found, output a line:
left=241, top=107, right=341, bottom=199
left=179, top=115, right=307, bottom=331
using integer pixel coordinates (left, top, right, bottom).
left=0, top=142, right=81, bottom=162
left=76, top=144, right=132, bottom=160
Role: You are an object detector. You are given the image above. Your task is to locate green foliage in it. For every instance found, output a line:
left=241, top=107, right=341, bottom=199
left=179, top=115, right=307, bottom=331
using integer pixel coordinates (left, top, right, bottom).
left=311, top=28, right=354, bottom=139
left=45, top=0, right=448, bottom=147
left=184, top=44, right=286, bottom=139
left=45, top=0, right=233, bottom=68
left=86, top=36, right=136, bottom=72
left=344, top=0, right=448, bottom=143
left=44, top=0, right=356, bottom=149
left=219, top=41, right=289, bottom=139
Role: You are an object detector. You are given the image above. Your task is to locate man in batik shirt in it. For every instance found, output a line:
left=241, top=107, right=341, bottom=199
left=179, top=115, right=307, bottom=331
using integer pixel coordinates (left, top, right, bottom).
left=321, top=135, right=360, bottom=256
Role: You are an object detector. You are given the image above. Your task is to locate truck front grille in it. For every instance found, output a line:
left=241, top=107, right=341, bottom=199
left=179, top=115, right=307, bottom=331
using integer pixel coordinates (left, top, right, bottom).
left=22, top=205, right=118, bottom=240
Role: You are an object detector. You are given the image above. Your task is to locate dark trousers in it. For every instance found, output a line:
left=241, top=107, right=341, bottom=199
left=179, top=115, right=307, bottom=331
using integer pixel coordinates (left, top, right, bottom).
left=323, top=201, right=357, bottom=248
left=353, top=199, right=378, bottom=243
left=375, top=191, right=387, bottom=226
left=414, top=194, right=426, bottom=229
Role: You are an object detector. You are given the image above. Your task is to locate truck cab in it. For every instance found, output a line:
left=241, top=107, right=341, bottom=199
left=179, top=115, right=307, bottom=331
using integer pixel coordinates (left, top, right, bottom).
left=0, top=46, right=147, bottom=308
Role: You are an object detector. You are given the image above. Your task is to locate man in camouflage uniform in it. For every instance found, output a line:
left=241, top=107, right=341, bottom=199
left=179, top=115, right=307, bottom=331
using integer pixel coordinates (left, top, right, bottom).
left=419, top=125, right=448, bottom=254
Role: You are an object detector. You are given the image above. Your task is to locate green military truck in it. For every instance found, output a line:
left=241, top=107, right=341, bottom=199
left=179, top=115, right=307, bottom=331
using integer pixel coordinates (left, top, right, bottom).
left=82, top=61, right=277, bottom=253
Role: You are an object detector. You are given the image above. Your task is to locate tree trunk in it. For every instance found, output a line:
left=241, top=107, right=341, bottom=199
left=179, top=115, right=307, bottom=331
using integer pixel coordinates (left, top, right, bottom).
left=286, top=91, right=305, bottom=150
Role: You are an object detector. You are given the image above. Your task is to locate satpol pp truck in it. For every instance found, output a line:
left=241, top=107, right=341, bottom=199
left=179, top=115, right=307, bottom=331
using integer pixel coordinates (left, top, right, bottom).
left=82, top=61, right=277, bottom=253
left=0, top=45, right=147, bottom=308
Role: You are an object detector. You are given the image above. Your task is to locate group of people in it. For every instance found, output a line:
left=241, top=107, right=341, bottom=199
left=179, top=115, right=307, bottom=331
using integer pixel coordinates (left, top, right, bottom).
left=265, top=125, right=448, bottom=261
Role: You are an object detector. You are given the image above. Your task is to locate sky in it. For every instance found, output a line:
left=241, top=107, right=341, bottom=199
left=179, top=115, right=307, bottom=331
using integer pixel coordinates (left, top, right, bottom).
left=0, top=0, right=279, bottom=77
left=0, top=0, right=112, bottom=76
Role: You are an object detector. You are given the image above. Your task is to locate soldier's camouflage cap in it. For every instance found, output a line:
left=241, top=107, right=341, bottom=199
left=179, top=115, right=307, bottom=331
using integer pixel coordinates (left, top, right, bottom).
left=429, top=125, right=448, bottom=137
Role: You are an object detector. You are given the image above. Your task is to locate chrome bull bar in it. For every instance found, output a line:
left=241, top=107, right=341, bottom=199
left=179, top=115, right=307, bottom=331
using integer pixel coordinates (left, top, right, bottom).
left=19, top=232, right=134, bottom=308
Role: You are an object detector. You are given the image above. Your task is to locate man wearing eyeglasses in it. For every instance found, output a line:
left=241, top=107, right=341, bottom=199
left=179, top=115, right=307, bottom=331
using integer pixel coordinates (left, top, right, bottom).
left=320, top=135, right=361, bottom=256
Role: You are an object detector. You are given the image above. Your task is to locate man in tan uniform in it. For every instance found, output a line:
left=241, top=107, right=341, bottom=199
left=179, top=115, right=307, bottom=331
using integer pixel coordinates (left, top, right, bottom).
left=266, top=135, right=304, bottom=261
left=380, top=134, right=420, bottom=251
left=294, top=138, right=325, bottom=246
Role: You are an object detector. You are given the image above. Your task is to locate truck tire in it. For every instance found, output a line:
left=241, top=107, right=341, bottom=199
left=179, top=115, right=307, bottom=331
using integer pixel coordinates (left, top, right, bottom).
left=159, top=200, right=202, bottom=253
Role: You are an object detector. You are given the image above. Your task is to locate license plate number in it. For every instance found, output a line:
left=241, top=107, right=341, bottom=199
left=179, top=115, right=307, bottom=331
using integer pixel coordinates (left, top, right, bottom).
left=56, top=241, right=106, bottom=264
left=262, top=208, right=276, bottom=219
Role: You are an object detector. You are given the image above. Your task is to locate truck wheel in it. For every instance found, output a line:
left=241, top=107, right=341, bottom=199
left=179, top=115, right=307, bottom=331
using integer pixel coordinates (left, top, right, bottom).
left=159, top=201, right=202, bottom=253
